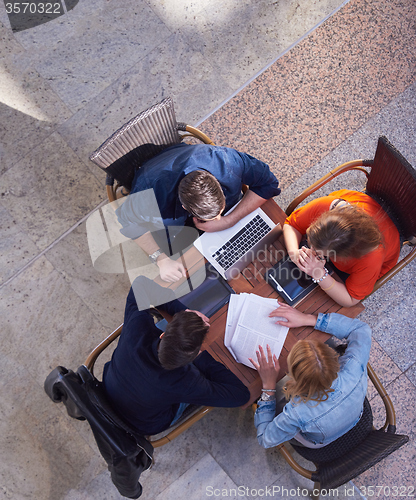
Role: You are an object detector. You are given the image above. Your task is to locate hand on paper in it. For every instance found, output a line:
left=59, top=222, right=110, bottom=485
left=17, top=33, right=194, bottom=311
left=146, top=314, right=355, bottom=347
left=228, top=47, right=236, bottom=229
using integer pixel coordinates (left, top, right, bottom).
left=249, top=344, right=280, bottom=389
left=185, top=309, right=210, bottom=327
left=269, top=303, right=317, bottom=328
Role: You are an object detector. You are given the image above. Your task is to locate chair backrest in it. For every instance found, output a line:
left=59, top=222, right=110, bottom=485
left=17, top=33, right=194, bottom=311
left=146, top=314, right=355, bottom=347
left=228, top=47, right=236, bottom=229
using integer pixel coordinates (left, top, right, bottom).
left=89, top=97, right=182, bottom=190
left=366, top=136, right=416, bottom=240
left=44, top=365, right=153, bottom=499
left=291, top=397, right=373, bottom=463
left=289, top=396, right=409, bottom=490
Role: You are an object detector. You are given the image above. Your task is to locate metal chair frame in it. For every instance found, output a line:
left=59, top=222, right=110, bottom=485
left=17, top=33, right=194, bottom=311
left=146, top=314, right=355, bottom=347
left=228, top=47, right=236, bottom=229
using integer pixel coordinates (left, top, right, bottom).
left=277, top=362, right=406, bottom=498
left=285, top=137, right=416, bottom=298
left=89, top=97, right=215, bottom=204
left=84, top=323, right=213, bottom=448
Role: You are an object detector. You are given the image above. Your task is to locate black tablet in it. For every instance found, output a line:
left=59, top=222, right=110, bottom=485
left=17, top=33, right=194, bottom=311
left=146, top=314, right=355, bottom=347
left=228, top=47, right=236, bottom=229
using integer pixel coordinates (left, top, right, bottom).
left=178, top=264, right=235, bottom=317
left=156, top=264, right=234, bottom=331
left=265, top=256, right=320, bottom=306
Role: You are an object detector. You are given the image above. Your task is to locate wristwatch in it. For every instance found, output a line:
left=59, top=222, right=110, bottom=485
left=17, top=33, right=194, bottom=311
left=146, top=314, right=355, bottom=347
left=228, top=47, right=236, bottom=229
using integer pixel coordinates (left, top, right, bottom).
left=149, top=249, right=163, bottom=264
left=259, top=392, right=276, bottom=402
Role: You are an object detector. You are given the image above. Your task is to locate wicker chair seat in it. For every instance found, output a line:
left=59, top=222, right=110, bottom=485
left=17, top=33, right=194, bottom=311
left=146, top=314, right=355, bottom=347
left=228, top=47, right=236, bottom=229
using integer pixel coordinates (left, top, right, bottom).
left=312, top=430, right=409, bottom=490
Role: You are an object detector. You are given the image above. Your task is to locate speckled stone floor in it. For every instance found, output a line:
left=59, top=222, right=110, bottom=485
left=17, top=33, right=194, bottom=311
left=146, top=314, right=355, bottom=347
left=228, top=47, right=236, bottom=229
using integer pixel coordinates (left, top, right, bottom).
left=0, top=0, right=415, bottom=498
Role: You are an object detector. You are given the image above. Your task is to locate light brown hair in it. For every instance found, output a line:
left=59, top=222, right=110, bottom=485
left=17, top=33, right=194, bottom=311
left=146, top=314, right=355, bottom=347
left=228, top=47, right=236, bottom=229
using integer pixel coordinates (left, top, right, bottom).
left=178, top=170, right=225, bottom=220
left=306, top=204, right=382, bottom=259
left=284, top=340, right=340, bottom=403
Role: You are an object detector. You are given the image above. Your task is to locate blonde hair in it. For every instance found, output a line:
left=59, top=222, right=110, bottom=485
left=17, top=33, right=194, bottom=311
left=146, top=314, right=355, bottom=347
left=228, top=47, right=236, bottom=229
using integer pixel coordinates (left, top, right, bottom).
left=284, top=340, right=339, bottom=403
left=306, top=204, right=382, bottom=259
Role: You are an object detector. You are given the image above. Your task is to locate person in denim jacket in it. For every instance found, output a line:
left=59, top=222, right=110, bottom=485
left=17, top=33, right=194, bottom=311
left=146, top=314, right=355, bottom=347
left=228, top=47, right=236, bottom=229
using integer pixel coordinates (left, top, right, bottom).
left=250, top=303, right=371, bottom=448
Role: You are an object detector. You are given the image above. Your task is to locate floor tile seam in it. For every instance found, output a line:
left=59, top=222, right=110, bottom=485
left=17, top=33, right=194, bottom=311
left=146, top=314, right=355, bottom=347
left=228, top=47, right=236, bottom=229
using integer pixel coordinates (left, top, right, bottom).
left=0, top=199, right=107, bottom=290
left=194, top=0, right=352, bottom=128
left=153, top=451, right=220, bottom=498
left=25, top=26, right=176, bottom=117
left=402, top=364, right=416, bottom=391
left=1, top=33, right=75, bottom=121
left=0, top=105, right=74, bottom=177
left=377, top=370, right=413, bottom=398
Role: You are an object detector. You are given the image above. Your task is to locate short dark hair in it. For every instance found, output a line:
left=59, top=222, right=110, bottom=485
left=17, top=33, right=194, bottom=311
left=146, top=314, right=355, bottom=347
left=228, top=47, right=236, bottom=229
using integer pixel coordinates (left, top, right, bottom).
left=158, top=311, right=209, bottom=370
left=178, top=170, right=225, bottom=220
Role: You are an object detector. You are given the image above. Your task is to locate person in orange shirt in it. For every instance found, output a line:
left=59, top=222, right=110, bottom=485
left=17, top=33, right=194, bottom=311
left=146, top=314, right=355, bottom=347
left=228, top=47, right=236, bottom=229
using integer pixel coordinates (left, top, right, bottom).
left=284, top=189, right=400, bottom=307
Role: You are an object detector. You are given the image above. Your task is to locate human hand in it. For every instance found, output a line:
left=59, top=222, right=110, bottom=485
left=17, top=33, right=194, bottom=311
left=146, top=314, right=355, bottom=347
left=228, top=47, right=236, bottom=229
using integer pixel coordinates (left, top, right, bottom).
left=193, top=215, right=231, bottom=233
left=269, top=303, right=317, bottom=328
left=297, top=246, right=326, bottom=281
left=185, top=309, right=210, bottom=327
left=249, top=345, right=280, bottom=389
left=157, top=256, right=186, bottom=282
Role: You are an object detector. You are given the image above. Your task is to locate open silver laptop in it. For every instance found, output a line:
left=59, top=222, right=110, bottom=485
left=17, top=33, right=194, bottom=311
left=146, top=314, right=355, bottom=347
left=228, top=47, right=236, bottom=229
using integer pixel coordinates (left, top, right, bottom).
left=193, top=207, right=280, bottom=280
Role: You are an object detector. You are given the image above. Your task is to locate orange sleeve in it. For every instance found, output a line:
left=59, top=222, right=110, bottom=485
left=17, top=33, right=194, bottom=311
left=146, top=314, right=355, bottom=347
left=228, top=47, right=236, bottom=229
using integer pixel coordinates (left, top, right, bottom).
left=343, top=248, right=385, bottom=300
left=285, top=196, right=335, bottom=235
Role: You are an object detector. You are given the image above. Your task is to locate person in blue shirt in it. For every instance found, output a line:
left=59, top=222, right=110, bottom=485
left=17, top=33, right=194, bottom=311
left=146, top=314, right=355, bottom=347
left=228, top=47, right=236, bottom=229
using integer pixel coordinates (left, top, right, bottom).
left=250, top=303, right=371, bottom=448
left=115, top=143, right=280, bottom=282
left=103, top=276, right=250, bottom=435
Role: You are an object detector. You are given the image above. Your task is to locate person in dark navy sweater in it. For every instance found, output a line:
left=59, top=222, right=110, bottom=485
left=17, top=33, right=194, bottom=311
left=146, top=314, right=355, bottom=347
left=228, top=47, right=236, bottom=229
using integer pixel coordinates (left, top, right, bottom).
left=103, top=276, right=250, bottom=435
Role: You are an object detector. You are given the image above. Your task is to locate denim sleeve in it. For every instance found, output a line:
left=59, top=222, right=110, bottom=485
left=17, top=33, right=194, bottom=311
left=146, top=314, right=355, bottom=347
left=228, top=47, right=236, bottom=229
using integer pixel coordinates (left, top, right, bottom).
left=232, top=150, right=281, bottom=200
left=315, top=313, right=372, bottom=368
left=254, top=400, right=300, bottom=448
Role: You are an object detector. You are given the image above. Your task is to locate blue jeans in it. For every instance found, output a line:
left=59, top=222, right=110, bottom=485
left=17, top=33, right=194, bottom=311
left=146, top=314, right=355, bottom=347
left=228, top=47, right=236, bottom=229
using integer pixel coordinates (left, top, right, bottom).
left=170, top=403, right=189, bottom=426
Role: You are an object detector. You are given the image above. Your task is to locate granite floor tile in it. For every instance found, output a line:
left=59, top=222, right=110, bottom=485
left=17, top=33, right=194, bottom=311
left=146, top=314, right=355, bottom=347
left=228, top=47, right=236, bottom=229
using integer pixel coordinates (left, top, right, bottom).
left=179, top=0, right=346, bottom=91
left=276, top=82, right=416, bottom=211
left=356, top=373, right=416, bottom=488
left=359, top=258, right=416, bottom=373
left=0, top=204, right=39, bottom=285
left=0, top=132, right=105, bottom=251
left=0, top=256, right=108, bottom=388
left=27, top=0, right=171, bottom=113
left=190, top=407, right=287, bottom=489
left=153, top=453, right=239, bottom=500
left=139, top=431, right=209, bottom=499
left=200, top=0, right=416, bottom=188
left=57, top=32, right=231, bottom=167
left=0, top=23, right=73, bottom=174
left=63, top=470, right=127, bottom=500
left=44, top=221, right=131, bottom=332
left=270, top=469, right=364, bottom=499
left=0, top=357, right=100, bottom=500
left=405, top=363, right=416, bottom=389
left=144, top=0, right=207, bottom=31
left=367, top=338, right=403, bottom=401
left=372, top=372, right=416, bottom=440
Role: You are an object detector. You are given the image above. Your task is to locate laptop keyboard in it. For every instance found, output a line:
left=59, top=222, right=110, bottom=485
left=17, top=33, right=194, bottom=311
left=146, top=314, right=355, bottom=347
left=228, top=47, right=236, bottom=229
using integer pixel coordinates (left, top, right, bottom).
left=212, top=215, right=271, bottom=271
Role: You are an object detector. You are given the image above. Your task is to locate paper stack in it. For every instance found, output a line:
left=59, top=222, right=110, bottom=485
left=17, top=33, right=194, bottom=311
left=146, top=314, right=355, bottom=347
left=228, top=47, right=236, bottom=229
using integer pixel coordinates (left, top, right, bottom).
left=224, top=293, right=289, bottom=368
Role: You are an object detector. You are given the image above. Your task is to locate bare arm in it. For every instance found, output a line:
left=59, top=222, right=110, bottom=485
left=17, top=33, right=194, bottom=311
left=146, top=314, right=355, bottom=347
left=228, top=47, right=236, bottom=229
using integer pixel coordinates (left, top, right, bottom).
left=134, top=232, right=185, bottom=283
left=297, top=247, right=360, bottom=307
left=193, top=189, right=268, bottom=232
left=282, top=224, right=303, bottom=265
